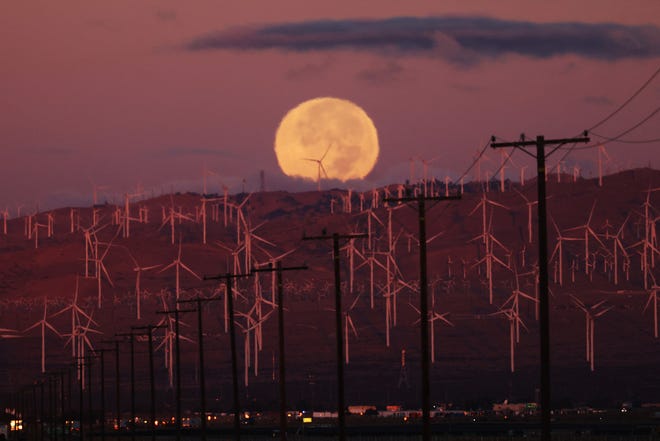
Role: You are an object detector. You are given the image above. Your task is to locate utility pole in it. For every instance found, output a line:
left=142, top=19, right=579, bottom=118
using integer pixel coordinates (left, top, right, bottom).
left=93, top=348, right=114, bottom=441
left=176, top=296, right=220, bottom=441
left=132, top=324, right=166, bottom=441
left=116, top=331, right=137, bottom=441
left=302, top=231, right=368, bottom=441
left=74, top=358, right=87, bottom=441
left=252, top=261, right=308, bottom=441
left=491, top=133, right=589, bottom=441
left=384, top=193, right=460, bottom=441
left=100, top=340, right=122, bottom=437
left=156, top=305, right=195, bottom=441
left=200, top=272, right=251, bottom=441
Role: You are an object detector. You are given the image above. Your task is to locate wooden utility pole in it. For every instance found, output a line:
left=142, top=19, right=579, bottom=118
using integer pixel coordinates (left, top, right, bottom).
left=115, top=331, right=137, bottom=441
left=156, top=306, right=195, bottom=441
left=491, top=133, right=589, bottom=441
left=132, top=324, right=166, bottom=441
left=252, top=261, right=308, bottom=441
left=195, top=272, right=250, bottom=441
left=384, top=193, right=460, bottom=441
left=100, top=340, right=122, bottom=439
left=303, top=231, right=367, bottom=441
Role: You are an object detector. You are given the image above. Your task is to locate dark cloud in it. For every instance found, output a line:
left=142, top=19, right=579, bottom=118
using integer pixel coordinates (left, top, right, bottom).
left=186, top=16, right=660, bottom=63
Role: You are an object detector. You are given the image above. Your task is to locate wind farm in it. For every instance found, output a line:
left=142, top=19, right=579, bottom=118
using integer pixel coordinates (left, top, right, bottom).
left=2, top=165, right=660, bottom=438
left=2, top=2, right=660, bottom=438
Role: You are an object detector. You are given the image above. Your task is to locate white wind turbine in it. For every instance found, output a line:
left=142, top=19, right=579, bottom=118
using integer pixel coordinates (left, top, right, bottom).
left=127, top=252, right=161, bottom=320
left=500, top=266, right=538, bottom=342
left=608, top=215, right=630, bottom=286
left=515, top=189, right=538, bottom=244
left=565, top=201, right=608, bottom=277
left=303, top=144, right=332, bottom=191
left=54, top=278, right=99, bottom=356
left=160, top=196, right=195, bottom=245
left=23, top=297, right=61, bottom=373
left=343, top=293, right=361, bottom=364
left=356, top=251, right=388, bottom=309
left=549, top=218, right=582, bottom=287
left=121, top=189, right=144, bottom=238
left=408, top=285, right=454, bottom=363
left=155, top=294, right=193, bottom=387
left=469, top=192, right=509, bottom=246
left=66, top=311, right=102, bottom=386
left=159, top=238, right=201, bottom=299
left=491, top=305, right=528, bottom=373
left=570, top=295, right=613, bottom=371
left=94, top=235, right=117, bottom=309
left=419, top=156, right=440, bottom=197
left=644, top=274, right=659, bottom=338
left=470, top=213, right=511, bottom=304
left=596, top=145, right=611, bottom=187
left=236, top=302, right=275, bottom=387
left=2, top=207, right=9, bottom=235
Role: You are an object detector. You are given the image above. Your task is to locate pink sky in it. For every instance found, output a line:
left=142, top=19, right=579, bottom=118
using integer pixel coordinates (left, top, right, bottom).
left=2, top=1, right=659, bottom=210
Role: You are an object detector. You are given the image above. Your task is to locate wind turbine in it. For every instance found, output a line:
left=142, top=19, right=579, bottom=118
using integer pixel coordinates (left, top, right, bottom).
left=565, top=201, right=608, bottom=277
left=570, top=295, right=613, bottom=371
left=491, top=306, right=528, bottom=373
left=644, top=274, right=660, bottom=338
left=303, top=144, right=332, bottom=191
left=54, top=277, right=99, bottom=358
left=127, top=252, right=161, bottom=320
left=159, top=238, right=202, bottom=299
left=344, top=293, right=361, bottom=364
left=597, top=145, right=611, bottom=187
left=408, top=284, right=454, bottom=363
left=23, top=297, right=61, bottom=373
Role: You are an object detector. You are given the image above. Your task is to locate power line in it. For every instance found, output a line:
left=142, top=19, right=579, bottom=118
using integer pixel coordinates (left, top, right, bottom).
left=558, top=104, right=660, bottom=155
left=588, top=64, right=660, bottom=132
left=558, top=64, right=660, bottom=162
left=590, top=132, right=660, bottom=144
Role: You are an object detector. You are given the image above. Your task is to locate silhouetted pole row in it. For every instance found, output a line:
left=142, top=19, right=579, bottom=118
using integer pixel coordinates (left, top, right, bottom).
left=491, top=133, right=589, bottom=441
left=132, top=324, right=166, bottom=441
left=156, top=305, right=195, bottom=441
left=385, top=193, right=461, bottom=441
left=253, top=261, right=309, bottom=441
left=303, top=231, right=368, bottom=441
left=201, top=272, right=251, bottom=441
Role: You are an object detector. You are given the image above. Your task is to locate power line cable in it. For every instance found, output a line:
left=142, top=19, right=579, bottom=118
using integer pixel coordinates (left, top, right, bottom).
left=588, top=65, right=660, bottom=132
left=559, top=64, right=660, bottom=162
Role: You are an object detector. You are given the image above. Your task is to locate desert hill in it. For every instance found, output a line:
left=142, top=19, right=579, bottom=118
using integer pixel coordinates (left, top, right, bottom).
left=1, top=168, right=659, bottom=412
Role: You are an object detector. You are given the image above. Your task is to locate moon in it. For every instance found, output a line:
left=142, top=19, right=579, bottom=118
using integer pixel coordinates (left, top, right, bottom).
left=274, top=97, right=379, bottom=183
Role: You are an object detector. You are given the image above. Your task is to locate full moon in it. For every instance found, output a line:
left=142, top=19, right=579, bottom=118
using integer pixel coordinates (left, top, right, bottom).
left=274, top=97, right=379, bottom=183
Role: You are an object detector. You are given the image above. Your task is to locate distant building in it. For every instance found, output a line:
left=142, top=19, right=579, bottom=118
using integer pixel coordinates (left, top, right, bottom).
left=492, top=400, right=537, bottom=416
left=348, top=405, right=376, bottom=415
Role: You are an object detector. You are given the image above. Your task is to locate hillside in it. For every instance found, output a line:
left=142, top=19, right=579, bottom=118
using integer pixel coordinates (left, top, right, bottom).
left=1, top=168, right=659, bottom=412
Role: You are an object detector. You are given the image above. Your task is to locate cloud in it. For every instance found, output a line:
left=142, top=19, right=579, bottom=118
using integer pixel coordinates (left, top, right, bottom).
left=186, top=16, right=660, bottom=63
left=161, top=147, right=239, bottom=158
left=357, top=61, right=405, bottom=84
left=284, top=58, right=334, bottom=80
